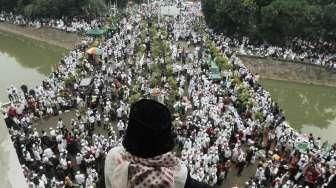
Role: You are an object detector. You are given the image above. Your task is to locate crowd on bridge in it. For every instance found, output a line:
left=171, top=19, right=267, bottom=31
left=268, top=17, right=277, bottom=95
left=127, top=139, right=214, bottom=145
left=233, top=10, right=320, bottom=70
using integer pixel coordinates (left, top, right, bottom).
left=2, top=1, right=336, bottom=188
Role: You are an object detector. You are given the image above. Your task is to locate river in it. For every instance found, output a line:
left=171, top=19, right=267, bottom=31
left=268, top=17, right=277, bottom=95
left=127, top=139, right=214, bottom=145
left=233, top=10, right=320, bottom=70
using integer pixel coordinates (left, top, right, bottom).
left=0, top=31, right=66, bottom=188
left=261, top=79, right=336, bottom=143
left=0, top=31, right=66, bottom=102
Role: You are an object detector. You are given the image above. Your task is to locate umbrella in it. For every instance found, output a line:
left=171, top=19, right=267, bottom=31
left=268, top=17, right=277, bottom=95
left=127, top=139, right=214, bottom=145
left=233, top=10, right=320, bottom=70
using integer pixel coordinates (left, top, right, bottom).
left=86, top=47, right=103, bottom=55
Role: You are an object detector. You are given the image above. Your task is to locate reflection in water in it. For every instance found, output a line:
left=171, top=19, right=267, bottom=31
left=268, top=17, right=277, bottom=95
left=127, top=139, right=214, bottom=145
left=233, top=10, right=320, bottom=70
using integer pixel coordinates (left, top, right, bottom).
left=0, top=32, right=66, bottom=102
left=261, top=79, right=336, bottom=142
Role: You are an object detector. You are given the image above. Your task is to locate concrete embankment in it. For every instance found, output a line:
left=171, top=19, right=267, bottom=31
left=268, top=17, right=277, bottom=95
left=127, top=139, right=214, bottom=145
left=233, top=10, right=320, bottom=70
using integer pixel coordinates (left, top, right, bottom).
left=0, top=22, right=81, bottom=49
left=239, top=55, right=336, bottom=87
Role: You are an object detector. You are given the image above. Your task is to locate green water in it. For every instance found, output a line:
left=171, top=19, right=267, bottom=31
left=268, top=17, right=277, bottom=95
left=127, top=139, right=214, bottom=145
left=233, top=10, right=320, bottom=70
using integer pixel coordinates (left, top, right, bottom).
left=0, top=31, right=66, bottom=102
left=261, top=79, right=336, bottom=143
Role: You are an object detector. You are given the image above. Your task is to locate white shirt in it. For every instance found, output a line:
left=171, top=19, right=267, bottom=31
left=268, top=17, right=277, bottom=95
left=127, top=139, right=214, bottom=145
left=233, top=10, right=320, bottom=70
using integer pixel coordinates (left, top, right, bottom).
left=117, top=121, right=124, bottom=131
left=75, top=174, right=86, bottom=185
left=43, top=148, right=54, bottom=159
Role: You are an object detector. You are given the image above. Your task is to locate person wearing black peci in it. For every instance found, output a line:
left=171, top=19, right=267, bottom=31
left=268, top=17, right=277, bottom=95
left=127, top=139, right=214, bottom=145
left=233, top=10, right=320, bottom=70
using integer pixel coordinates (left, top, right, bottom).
left=105, top=99, right=211, bottom=188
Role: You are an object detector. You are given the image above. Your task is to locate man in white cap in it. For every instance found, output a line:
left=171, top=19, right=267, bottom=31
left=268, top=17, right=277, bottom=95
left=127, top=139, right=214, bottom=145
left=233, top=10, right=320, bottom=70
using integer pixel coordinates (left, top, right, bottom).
left=43, top=147, right=54, bottom=159
left=117, top=119, right=125, bottom=136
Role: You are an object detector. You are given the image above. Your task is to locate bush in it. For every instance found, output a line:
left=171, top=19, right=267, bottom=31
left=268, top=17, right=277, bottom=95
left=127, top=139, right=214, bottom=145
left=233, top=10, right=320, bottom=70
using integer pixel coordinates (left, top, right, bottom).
left=215, top=55, right=232, bottom=71
left=129, top=92, right=141, bottom=104
left=207, top=41, right=220, bottom=58
left=167, top=76, right=177, bottom=91
left=64, top=75, right=76, bottom=87
left=253, top=111, right=264, bottom=122
left=237, top=86, right=254, bottom=110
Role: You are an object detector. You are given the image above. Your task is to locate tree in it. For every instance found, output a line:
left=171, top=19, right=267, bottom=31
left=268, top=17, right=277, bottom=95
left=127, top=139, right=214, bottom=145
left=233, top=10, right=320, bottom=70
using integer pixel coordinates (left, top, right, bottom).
left=201, top=0, right=336, bottom=47
left=255, top=0, right=273, bottom=23
left=201, top=0, right=217, bottom=28
left=82, top=0, right=107, bottom=16
left=0, top=0, right=19, bottom=11
left=260, top=0, right=312, bottom=45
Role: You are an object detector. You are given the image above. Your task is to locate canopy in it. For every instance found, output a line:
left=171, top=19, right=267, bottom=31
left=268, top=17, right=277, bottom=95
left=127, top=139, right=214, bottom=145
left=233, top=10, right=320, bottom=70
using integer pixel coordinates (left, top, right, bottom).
left=295, top=142, right=309, bottom=154
left=210, top=62, right=221, bottom=80
left=86, top=47, right=103, bottom=55
left=321, top=142, right=332, bottom=156
left=86, top=27, right=108, bottom=37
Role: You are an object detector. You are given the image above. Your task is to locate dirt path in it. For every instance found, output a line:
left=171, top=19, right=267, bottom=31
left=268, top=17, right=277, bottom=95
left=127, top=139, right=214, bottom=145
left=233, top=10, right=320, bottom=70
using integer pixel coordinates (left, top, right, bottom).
left=0, top=22, right=82, bottom=49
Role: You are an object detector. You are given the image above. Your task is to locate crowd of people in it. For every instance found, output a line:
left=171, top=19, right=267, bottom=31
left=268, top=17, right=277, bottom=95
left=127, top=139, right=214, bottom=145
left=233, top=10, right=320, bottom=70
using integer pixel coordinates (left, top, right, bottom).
left=0, top=11, right=104, bottom=34
left=208, top=33, right=336, bottom=69
left=2, top=1, right=336, bottom=188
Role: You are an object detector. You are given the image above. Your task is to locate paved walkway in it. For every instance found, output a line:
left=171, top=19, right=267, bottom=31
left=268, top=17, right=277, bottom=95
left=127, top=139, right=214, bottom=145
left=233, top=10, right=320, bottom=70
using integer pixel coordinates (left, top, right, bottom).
left=0, top=22, right=81, bottom=49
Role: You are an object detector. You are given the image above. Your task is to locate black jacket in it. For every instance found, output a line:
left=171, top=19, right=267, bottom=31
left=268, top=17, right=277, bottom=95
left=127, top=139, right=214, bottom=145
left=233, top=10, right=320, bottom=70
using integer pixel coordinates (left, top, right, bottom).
left=184, top=173, right=213, bottom=188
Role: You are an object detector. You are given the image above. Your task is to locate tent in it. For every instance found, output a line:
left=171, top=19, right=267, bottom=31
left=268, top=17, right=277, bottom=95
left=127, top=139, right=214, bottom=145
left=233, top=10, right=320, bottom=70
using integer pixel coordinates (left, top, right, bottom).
left=295, top=142, right=309, bottom=154
left=86, top=27, right=108, bottom=37
left=210, top=61, right=221, bottom=80
left=321, top=142, right=332, bottom=157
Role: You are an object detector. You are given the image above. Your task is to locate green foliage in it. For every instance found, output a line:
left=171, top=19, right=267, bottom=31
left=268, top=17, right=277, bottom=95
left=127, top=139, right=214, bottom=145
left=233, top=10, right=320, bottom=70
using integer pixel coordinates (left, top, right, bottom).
left=237, top=86, right=254, bottom=109
left=215, top=56, right=231, bottom=71
left=165, top=65, right=173, bottom=77
left=231, top=74, right=242, bottom=86
left=202, top=0, right=336, bottom=45
left=207, top=40, right=232, bottom=71
left=1, top=0, right=108, bottom=18
left=167, top=76, right=177, bottom=91
left=82, top=0, right=108, bottom=16
left=207, top=40, right=220, bottom=58
left=129, top=92, right=141, bottom=104
left=0, top=0, right=19, bottom=11
left=149, top=71, right=160, bottom=88
left=64, top=74, right=76, bottom=87
left=253, top=111, right=264, bottom=122
left=202, top=0, right=257, bottom=36
left=134, top=40, right=145, bottom=56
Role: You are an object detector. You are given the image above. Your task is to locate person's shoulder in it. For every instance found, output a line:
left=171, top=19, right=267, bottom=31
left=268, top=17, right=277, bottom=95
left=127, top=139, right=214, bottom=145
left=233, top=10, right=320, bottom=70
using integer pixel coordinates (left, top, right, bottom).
left=106, top=146, right=125, bottom=163
left=105, top=146, right=129, bottom=188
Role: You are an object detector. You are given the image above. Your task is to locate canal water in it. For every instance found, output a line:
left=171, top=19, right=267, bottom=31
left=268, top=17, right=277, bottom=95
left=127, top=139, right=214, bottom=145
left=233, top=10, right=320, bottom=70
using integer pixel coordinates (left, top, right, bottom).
left=0, top=31, right=66, bottom=102
left=0, top=31, right=66, bottom=188
left=261, top=79, right=336, bottom=143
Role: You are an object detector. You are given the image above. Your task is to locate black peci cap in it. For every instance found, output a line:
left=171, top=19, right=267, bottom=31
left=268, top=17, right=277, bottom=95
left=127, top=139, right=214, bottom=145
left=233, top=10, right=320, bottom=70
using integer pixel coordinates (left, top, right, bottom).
left=122, top=99, right=175, bottom=158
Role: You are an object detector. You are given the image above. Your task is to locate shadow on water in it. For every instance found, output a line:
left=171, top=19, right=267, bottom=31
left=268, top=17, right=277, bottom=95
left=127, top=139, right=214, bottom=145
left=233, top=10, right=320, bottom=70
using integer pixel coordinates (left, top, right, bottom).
left=0, top=31, right=66, bottom=75
left=261, top=79, right=336, bottom=142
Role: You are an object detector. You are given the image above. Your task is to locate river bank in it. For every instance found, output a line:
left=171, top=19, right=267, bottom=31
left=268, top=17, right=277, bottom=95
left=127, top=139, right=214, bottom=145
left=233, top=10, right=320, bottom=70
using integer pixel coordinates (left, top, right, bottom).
left=0, top=22, right=81, bottom=49
left=240, top=55, right=336, bottom=87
